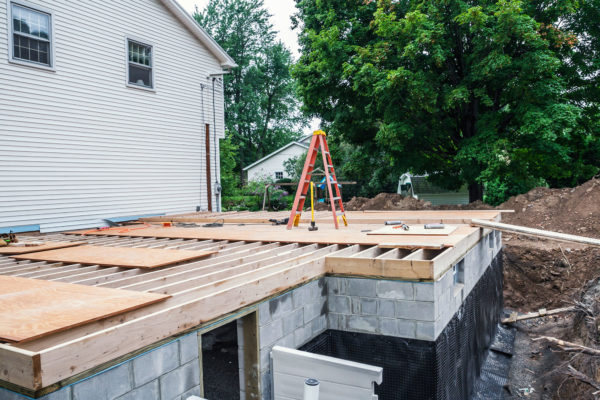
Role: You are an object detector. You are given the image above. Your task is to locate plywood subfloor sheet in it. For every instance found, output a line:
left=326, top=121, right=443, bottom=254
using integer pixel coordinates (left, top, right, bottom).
left=367, top=225, right=458, bottom=236
left=70, top=224, right=479, bottom=249
left=0, top=241, right=85, bottom=255
left=0, top=275, right=170, bottom=343
left=11, top=245, right=216, bottom=269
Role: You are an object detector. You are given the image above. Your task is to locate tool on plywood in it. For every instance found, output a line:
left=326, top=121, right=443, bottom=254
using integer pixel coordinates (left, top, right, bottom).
left=288, top=130, right=347, bottom=229
left=0, top=232, right=18, bottom=246
left=308, top=182, right=318, bottom=231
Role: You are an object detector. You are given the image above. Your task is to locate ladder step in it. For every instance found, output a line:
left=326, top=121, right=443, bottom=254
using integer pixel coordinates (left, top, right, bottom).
left=336, top=211, right=345, bottom=216
left=332, top=197, right=341, bottom=201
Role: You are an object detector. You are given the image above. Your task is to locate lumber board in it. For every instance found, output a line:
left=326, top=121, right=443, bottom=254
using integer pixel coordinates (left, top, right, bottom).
left=0, top=344, right=39, bottom=389
left=35, top=249, right=341, bottom=387
left=0, top=242, right=85, bottom=255
left=367, top=225, right=458, bottom=236
left=140, top=210, right=503, bottom=225
left=0, top=276, right=170, bottom=343
left=11, top=245, right=217, bottom=269
left=471, top=219, right=600, bottom=248
left=68, top=224, right=477, bottom=249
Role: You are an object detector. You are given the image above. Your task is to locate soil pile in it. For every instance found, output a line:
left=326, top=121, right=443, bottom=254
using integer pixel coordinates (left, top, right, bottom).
left=345, top=193, right=431, bottom=211
left=499, top=177, right=600, bottom=236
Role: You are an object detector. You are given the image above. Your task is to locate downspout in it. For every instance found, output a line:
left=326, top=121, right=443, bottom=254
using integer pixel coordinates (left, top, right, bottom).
left=211, top=77, right=221, bottom=212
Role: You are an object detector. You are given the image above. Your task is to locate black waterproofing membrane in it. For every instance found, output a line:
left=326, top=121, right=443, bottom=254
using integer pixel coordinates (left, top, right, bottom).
left=300, top=251, right=504, bottom=400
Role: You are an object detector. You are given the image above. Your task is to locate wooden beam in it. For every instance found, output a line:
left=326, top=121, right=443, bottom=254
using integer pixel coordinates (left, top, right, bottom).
left=241, top=312, right=260, bottom=400
left=471, top=219, right=600, bottom=248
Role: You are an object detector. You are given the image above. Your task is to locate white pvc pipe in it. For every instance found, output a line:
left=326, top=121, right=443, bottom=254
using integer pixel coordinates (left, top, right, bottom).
left=303, top=378, right=320, bottom=400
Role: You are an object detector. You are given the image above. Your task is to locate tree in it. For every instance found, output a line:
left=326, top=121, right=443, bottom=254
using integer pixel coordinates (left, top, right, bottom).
left=219, top=133, right=239, bottom=196
left=293, top=0, right=599, bottom=203
left=195, top=1, right=307, bottom=184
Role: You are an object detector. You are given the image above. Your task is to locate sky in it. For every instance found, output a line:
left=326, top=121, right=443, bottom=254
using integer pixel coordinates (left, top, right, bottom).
left=176, top=0, right=320, bottom=134
left=177, top=0, right=302, bottom=59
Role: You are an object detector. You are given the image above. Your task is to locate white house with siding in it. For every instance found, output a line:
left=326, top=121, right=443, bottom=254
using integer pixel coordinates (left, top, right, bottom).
left=0, top=0, right=236, bottom=232
left=244, top=135, right=311, bottom=182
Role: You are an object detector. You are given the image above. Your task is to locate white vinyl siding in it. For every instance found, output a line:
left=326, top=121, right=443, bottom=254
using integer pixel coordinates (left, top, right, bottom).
left=0, top=0, right=226, bottom=232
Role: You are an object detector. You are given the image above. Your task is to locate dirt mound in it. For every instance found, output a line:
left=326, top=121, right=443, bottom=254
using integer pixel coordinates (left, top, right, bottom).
left=345, top=193, right=431, bottom=211
left=500, top=177, right=600, bottom=237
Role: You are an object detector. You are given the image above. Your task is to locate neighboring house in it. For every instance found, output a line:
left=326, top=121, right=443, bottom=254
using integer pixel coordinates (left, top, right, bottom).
left=0, top=0, right=236, bottom=232
left=243, top=135, right=311, bottom=181
left=398, top=173, right=469, bottom=206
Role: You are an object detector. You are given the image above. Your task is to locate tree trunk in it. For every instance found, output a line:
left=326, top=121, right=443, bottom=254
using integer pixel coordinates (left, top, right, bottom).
left=468, top=182, right=484, bottom=203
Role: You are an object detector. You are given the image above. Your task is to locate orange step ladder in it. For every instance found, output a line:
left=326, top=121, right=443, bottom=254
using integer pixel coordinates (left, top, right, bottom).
left=287, top=130, right=348, bottom=229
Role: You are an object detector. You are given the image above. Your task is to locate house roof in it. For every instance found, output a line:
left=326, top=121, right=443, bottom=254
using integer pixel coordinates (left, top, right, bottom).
left=160, top=0, right=237, bottom=69
left=243, top=141, right=309, bottom=171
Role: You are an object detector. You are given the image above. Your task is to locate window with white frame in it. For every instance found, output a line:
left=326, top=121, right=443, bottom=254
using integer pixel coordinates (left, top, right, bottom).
left=11, top=3, right=52, bottom=66
left=275, top=171, right=283, bottom=180
left=127, top=39, right=153, bottom=89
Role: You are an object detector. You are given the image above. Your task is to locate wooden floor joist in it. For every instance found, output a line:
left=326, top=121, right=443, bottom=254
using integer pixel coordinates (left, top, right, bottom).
left=0, top=210, right=500, bottom=394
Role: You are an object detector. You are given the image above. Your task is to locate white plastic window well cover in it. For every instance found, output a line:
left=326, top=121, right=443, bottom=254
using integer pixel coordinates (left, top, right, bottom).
left=12, top=4, right=51, bottom=65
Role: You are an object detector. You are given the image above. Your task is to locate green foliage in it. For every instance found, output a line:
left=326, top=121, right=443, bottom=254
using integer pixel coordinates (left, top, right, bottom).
left=219, top=133, right=239, bottom=197
left=283, top=151, right=307, bottom=180
left=293, top=0, right=600, bottom=203
left=195, top=1, right=308, bottom=183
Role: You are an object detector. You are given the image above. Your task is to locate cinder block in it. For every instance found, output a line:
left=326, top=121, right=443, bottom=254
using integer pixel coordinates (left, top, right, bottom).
left=179, top=333, right=199, bottom=365
left=395, top=300, right=436, bottom=321
left=414, top=282, right=435, bottom=301
left=260, top=345, right=272, bottom=373
left=38, top=388, right=71, bottom=400
left=378, top=318, right=399, bottom=336
left=347, top=278, right=377, bottom=297
left=261, top=371, right=272, bottom=400
left=292, top=283, right=310, bottom=309
left=397, top=319, right=417, bottom=339
left=360, top=298, right=377, bottom=315
left=311, top=314, right=327, bottom=337
left=327, top=277, right=340, bottom=295
left=274, top=332, right=295, bottom=349
left=294, top=324, right=312, bottom=347
left=116, top=380, right=159, bottom=400
left=347, top=315, right=377, bottom=333
left=282, top=308, right=304, bottom=335
left=416, top=321, right=436, bottom=341
left=258, top=301, right=271, bottom=326
left=132, top=341, right=179, bottom=387
left=327, top=313, right=339, bottom=330
left=351, top=297, right=361, bottom=314
left=378, top=299, right=395, bottom=318
left=72, top=363, right=132, bottom=400
left=269, top=292, right=294, bottom=320
left=181, top=385, right=202, bottom=399
left=259, top=318, right=283, bottom=348
left=376, top=281, right=413, bottom=300
left=159, top=360, right=201, bottom=400
left=328, top=295, right=350, bottom=314
left=303, top=301, right=323, bottom=322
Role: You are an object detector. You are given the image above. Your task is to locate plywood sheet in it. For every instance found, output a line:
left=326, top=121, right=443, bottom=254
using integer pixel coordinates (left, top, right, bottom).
left=367, top=225, right=458, bottom=236
left=69, top=224, right=477, bottom=249
left=0, top=275, right=169, bottom=343
left=0, top=241, right=85, bottom=255
left=11, top=245, right=216, bottom=269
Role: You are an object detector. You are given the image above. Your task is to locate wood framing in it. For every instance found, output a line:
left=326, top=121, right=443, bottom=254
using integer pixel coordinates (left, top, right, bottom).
left=0, top=210, right=501, bottom=396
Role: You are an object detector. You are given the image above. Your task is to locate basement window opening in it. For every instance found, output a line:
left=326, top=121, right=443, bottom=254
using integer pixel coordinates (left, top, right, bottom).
left=202, top=320, right=240, bottom=399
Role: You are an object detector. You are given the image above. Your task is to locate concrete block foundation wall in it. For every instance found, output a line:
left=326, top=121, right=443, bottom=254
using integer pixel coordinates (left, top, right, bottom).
left=0, top=333, right=201, bottom=400
left=256, top=278, right=328, bottom=400
left=257, top=230, right=502, bottom=400
left=327, top=230, right=502, bottom=340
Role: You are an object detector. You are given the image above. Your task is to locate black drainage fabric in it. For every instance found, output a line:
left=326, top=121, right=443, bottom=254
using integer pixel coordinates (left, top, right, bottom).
left=299, top=251, right=504, bottom=400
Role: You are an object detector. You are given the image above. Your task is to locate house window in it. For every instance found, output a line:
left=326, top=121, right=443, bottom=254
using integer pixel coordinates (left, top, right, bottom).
left=11, top=3, right=52, bottom=66
left=275, top=171, right=283, bottom=180
left=127, top=39, right=153, bottom=88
